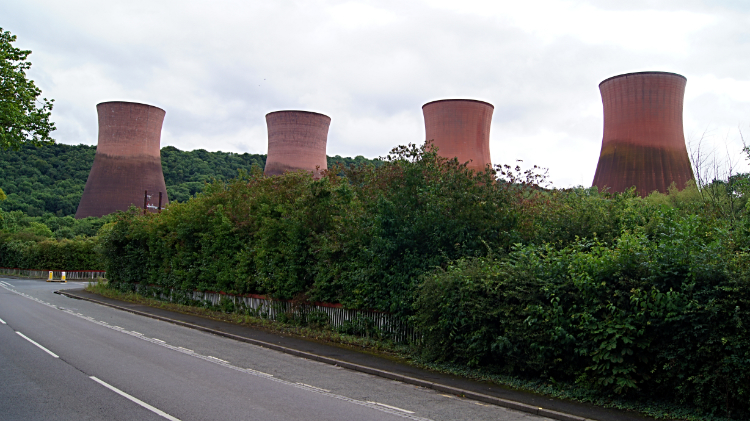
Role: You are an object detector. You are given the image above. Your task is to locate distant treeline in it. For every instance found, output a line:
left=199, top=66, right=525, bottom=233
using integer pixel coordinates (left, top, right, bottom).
left=0, top=143, right=379, bottom=217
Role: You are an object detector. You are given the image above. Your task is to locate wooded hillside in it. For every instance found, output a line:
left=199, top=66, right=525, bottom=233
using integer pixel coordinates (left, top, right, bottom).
left=0, top=143, right=377, bottom=216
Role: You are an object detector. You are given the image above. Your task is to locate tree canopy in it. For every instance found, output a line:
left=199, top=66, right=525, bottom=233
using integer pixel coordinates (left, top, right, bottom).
left=0, top=142, right=380, bottom=216
left=0, top=28, right=55, bottom=150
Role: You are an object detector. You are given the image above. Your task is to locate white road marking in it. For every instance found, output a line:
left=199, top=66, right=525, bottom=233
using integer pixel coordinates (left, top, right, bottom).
left=367, top=401, right=415, bottom=414
left=16, top=331, right=59, bottom=358
left=90, top=376, right=181, bottom=421
left=0, top=317, right=6, bottom=324
left=296, top=382, right=331, bottom=392
left=176, top=347, right=193, bottom=353
left=1, top=283, right=434, bottom=421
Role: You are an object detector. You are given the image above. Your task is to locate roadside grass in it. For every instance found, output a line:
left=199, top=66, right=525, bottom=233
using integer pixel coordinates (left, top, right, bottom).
left=84, top=280, right=731, bottom=421
left=84, top=280, right=411, bottom=359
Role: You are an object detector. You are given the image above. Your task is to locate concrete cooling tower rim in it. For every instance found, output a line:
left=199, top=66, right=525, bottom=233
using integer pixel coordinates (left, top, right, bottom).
left=599, top=71, right=687, bottom=87
left=266, top=110, right=331, bottom=119
left=97, top=100, right=166, bottom=113
left=422, top=99, right=494, bottom=109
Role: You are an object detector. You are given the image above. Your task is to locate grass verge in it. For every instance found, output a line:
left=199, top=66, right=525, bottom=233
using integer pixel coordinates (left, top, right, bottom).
left=84, top=281, right=410, bottom=359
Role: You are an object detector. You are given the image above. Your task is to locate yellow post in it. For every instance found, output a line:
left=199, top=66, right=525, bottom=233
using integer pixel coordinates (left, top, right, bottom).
left=47, top=271, right=53, bottom=281
left=61, top=272, right=66, bottom=282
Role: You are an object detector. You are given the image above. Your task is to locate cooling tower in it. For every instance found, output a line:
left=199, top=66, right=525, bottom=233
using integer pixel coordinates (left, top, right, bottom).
left=75, top=101, right=169, bottom=218
left=422, top=99, right=494, bottom=172
left=264, top=110, right=330, bottom=178
left=592, top=71, right=694, bottom=196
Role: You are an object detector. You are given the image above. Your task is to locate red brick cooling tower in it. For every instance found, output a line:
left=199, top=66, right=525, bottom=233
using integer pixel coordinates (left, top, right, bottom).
left=75, top=101, right=169, bottom=218
left=422, top=99, right=494, bottom=172
left=264, top=110, right=330, bottom=178
left=592, top=71, right=694, bottom=196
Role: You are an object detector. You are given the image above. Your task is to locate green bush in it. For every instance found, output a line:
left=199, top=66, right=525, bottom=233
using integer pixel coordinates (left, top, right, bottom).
left=0, top=234, right=103, bottom=269
left=414, top=211, right=749, bottom=417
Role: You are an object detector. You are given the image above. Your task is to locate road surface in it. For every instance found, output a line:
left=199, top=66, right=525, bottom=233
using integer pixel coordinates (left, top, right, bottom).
left=0, top=278, right=550, bottom=421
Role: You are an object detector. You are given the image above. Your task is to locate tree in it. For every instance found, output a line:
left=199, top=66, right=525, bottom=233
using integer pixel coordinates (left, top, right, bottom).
left=0, top=28, right=55, bottom=150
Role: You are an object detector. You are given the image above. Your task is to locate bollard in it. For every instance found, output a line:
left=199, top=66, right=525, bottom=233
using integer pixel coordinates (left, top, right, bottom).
left=61, top=271, right=66, bottom=282
left=48, top=271, right=53, bottom=281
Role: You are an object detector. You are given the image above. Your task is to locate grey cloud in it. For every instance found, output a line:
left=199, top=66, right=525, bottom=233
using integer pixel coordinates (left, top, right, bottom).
left=4, top=0, right=750, bottom=187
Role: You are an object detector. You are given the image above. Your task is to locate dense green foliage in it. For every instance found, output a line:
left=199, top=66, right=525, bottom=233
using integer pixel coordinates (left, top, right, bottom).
left=1, top=28, right=55, bottom=149
left=0, top=142, right=378, bottom=215
left=416, top=223, right=749, bottom=417
left=99, top=145, right=521, bottom=312
left=0, top=209, right=109, bottom=269
left=0, top=143, right=97, bottom=216
left=99, top=143, right=750, bottom=418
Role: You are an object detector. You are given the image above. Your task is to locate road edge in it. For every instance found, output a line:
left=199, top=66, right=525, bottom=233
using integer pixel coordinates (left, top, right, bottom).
left=55, top=289, right=594, bottom=421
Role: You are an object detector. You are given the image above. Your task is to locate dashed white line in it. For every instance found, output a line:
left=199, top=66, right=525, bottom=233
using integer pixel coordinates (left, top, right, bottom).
left=367, top=401, right=415, bottom=414
left=16, top=331, right=59, bottom=358
left=176, top=347, right=193, bottom=353
left=207, top=356, right=228, bottom=363
left=0, top=317, right=6, bottom=324
left=90, top=376, right=181, bottom=421
left=152, top=338, right=166, bottom=343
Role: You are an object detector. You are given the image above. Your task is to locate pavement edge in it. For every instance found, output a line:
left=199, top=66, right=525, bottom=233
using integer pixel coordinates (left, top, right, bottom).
left=55, top=289, right=596, bottom=421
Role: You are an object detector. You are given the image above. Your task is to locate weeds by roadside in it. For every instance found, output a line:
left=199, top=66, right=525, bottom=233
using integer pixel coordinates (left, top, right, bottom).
left=84, top=280, right=410, bottom=359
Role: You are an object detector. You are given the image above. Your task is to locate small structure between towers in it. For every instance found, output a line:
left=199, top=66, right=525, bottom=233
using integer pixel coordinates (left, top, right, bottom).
left=264, top=110, right=330, bottom=179
left=592, top=71, right=694, bottom=196
left=75, top=101, right=169, bottom=218
left=422, top=99, right=494, bottom=172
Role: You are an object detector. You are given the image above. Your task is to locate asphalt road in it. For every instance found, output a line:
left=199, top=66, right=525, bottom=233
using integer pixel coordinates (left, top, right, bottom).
left=0, top=278, right=551, bottom=421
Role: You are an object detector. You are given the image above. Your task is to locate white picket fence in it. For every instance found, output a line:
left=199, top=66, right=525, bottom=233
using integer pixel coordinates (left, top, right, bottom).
left=0, top=267, right=107, bottom=280
left=135, top=285, right=417, bottom=343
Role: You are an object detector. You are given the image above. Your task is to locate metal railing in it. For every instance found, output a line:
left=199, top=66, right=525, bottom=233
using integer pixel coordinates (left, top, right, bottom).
left=0, top=267, right=107, bottom=280
left=134, top=285, right=417, bottom=343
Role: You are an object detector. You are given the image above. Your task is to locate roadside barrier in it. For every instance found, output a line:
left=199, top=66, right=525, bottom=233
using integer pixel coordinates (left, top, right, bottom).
left=133, top=284, right=418, bottom=343
left=0, top=267, right=106, bottom=280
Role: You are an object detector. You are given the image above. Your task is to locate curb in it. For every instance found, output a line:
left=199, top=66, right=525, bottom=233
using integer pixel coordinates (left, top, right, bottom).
left=56, top=290, right=596, bottom=421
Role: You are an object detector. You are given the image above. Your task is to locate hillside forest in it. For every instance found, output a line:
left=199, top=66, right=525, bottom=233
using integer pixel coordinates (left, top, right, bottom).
left=0, top=142, right=376, bottom=216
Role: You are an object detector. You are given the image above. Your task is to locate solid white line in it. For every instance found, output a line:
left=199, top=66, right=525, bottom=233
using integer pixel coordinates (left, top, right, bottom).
left=367, top=401, right=415, bottom=414
left=152, top=338, right=165, bottom=343
left=296, top=382, right=330, bottom=392
left=207, top=356, right=228, bottom=363
left=16, top=331, right=59, bottom=358
left=90, top=376, right=181, bottom=421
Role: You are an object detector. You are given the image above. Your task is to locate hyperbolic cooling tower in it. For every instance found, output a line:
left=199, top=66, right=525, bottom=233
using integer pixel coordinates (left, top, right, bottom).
left=264, top=110, right=330, bottom=178
left=592, top=71, right=694, bottom=196
left=422, top=99, right=494, bottom=172
left=75, top=101, right=169, bottom=218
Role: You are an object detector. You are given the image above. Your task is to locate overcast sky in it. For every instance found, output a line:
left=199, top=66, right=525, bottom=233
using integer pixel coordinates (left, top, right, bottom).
left=4, top=0, right=750, bottom=187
